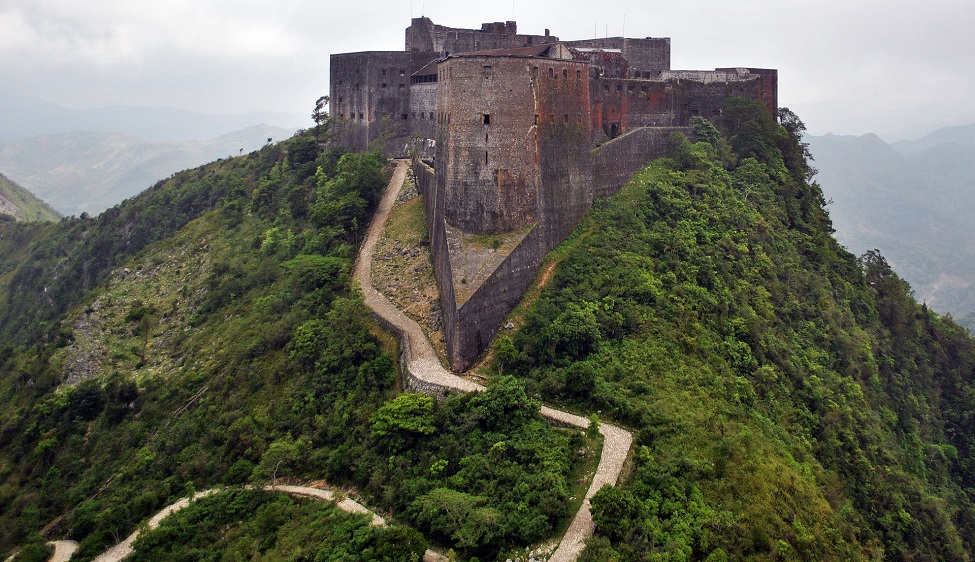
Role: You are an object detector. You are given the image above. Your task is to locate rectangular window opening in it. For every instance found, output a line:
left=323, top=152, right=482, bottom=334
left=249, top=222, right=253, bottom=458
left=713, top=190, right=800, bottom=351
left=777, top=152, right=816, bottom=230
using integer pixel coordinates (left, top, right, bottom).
left=483, top=114, right=491, bottom=125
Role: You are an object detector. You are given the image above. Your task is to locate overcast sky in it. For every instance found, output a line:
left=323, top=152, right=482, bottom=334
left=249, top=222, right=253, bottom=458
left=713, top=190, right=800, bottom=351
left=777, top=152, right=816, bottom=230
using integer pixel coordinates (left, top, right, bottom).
left=3, top=0, right=973, bottom=138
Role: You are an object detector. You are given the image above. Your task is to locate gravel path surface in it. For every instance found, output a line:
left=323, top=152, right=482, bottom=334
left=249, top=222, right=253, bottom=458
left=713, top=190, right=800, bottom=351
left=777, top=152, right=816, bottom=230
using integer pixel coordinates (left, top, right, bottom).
left=47, top=541, right=78, bottom=562
left=84, top=485, right=445, bottom=562
left=355, top=160, right=634, bottom=561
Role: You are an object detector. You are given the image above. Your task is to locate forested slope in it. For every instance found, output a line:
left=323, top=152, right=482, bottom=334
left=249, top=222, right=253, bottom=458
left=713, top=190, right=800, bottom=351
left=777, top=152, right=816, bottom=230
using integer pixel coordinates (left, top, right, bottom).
left=0, top=131, right=591, bottom=562
left=499, top=102, right=975, bottom=561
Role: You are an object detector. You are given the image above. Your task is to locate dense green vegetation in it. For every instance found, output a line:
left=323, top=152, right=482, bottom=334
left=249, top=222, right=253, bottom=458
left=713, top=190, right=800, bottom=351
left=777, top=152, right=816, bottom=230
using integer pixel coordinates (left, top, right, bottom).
left=129, top=488, right=426, bottom=561
left=501, top=101, right=975, bottom=561
left=0, top=173, right=60, bottom=223
left=0, top=131, right=586, bottom=561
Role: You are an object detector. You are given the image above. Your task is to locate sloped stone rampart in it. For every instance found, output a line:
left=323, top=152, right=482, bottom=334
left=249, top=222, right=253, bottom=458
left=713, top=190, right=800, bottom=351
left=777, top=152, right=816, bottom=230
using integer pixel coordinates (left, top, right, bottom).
left=354, top=159, right=634, bottom=561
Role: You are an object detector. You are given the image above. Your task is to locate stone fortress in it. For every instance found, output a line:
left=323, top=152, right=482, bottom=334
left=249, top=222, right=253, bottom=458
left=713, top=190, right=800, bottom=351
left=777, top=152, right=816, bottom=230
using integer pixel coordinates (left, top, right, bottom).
left=331, top=17, right=778, bottom=371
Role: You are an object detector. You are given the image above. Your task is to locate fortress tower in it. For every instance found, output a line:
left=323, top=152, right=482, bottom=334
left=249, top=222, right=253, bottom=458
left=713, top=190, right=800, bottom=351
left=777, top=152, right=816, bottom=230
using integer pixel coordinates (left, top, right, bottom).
left=331, top=19, right=778, bottom=371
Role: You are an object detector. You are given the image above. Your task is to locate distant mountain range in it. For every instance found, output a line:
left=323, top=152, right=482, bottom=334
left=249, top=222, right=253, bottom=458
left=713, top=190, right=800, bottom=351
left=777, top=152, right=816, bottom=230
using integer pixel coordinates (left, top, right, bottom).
left=0, top=125, right=299, bottom=216
left=0, top=92, right=308, bottom=142
left=0, top=172, right=60, bottom=222
left=808, top=123, right=975, bottom=330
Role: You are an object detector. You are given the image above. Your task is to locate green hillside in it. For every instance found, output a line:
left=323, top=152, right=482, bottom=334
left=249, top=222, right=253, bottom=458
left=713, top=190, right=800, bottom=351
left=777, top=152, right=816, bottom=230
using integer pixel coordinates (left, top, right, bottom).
left=500, top=105, right=975, bottom=560
left=1, top=103, right=974, bottom=562
left=0, top=172, right=59, bottom=222
left=0, top=132, right=591, bottom=562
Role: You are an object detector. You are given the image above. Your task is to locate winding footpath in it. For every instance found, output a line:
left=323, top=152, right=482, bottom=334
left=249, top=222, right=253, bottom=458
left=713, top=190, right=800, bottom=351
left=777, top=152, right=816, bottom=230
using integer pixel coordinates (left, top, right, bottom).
left=86, top=485, right=443, bottom=562
left=352, top=160, right=634, bottom=562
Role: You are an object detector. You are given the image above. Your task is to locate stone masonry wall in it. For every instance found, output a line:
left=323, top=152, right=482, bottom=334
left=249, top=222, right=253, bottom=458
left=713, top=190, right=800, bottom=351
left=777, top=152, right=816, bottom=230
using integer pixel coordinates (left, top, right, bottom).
left=592, top=126, right=686, bottom=198
left=436, top=56, right=541, bottom=234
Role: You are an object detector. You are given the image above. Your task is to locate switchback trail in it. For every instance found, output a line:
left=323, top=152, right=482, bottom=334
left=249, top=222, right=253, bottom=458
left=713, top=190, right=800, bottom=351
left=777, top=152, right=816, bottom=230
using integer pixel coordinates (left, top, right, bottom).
left=352, top=159, right=634, bottom=562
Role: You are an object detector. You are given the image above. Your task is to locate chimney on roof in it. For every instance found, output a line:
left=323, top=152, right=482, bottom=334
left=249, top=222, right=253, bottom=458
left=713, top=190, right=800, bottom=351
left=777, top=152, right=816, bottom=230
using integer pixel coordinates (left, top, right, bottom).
left=545, top=28, right=550, bottom=37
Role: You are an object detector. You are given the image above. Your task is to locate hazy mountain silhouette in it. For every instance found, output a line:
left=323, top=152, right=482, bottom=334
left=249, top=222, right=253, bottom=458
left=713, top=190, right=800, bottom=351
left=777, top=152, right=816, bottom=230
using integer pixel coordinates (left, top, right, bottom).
left=0, top=125, right=297, bottom=216
left=808, top=125, right=975, bottom=330
left=0, top=92, right=308, bottom=143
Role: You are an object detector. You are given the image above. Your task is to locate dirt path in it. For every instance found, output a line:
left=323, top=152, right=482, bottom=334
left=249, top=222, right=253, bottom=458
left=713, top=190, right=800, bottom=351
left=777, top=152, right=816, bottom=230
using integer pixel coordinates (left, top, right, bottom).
left=86, top=485, right=445, bottom=562
left=355, top=160, right=634, bottom=561
left=47, top=541, right=78, bottom=562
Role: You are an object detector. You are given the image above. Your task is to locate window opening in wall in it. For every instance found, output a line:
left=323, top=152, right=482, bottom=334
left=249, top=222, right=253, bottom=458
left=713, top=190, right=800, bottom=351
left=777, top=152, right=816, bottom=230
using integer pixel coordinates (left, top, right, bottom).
left=359, top=113, right=363, bottom=120
left=564, top=114, right=569, bottom=123
left=412, top=113, right=417, bottom=119
left=563, top=69, right=568, bottom=80
left=550, top=114, right=555, bottom=123
left=399, top=84, right=405, bottom=90
left=534, top=114, right=539, bottom=125
left=577, top=70, right=582, bottom=82
left=577, top=113, right=582, bottom=123
left=382, top=69, right=387, bottom=76
left=549, top=67, right=554, bottom=78
left=483, top=114, right=491, bottom=125
left=485, top=133, right=488, bottom=142
left=381, top=83, right=387, bottom=88
left=485, top=151, right=488, bottom=165
left=483, top=65, right=493, bottom=76
left=603, top=83, right=610, bottom=92
left=430, top=112, right=434, bottom=120
left=402, top=113, right=408, bottom=120
left=400, top=69, right=405, bottom=76
left=616, top=84, right=622, bottom=92
left=532, top=66, right=538, bottom=78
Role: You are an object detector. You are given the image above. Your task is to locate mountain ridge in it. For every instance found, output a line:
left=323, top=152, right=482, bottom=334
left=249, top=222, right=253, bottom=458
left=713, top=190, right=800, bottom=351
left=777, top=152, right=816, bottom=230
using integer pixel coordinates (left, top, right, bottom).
left=807, top=125, right=975, bottom=330
left=0, top=125, right=298, bottom=216
left=0, top=92, right=308, bottom=143
left=0, top=172, right=60, bottom=222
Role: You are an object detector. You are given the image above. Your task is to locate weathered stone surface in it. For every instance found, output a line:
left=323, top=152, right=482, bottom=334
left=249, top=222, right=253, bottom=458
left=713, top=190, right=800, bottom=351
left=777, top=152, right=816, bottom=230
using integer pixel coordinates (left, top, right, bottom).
left=333, top=17, right=777, bottom=371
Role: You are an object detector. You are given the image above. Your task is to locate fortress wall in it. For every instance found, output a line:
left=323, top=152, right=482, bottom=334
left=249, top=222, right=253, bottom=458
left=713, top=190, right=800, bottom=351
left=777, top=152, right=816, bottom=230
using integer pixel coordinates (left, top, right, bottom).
left=565, top=37, right=670, bottom=72
left=407, top=17, right=555, bottom=56
left=591, top=73, right=776, bottom=140
left=416, top=161, right=462, bottom=372
left=408, top=82, right=438, bottom=152
left=533, top=59, right=595, bottom=243
left=437, top=57, right=542, bottom=234
left=450, top=226, right=548, bottom=370
left=593, top=126, right=686, bottom=198
left=329, top=51, right=437, bottom=152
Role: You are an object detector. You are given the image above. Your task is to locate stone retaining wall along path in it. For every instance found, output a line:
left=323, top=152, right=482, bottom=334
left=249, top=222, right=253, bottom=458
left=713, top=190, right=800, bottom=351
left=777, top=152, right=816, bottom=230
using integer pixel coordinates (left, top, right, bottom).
left=353, top=160, right=634, bottom=562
